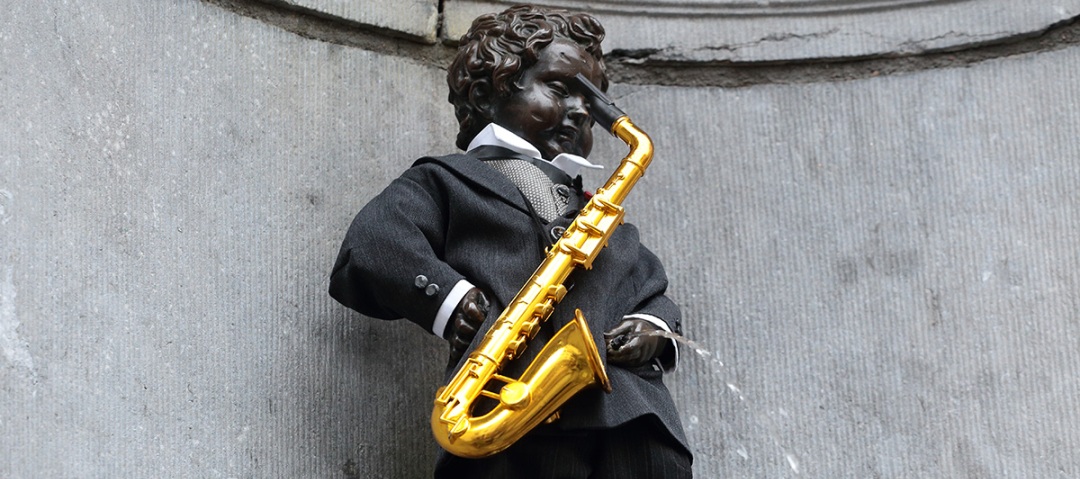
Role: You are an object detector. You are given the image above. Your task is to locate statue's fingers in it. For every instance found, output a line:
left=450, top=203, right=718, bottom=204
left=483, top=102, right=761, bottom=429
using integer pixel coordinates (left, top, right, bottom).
left=624, top=337, right=657, bottom=364
left=604, top=320, right=634, bottom=338
left=454, top=314, right=478, bottom=338
left=607, top=345, right=641, bottom=366
left=463, top=302, right=485, bottom=326
left=476, top=291, right=490, bottom=312
left=606, top=344, right=627, bottom=362
left=450, top=334, right=472, bottom=353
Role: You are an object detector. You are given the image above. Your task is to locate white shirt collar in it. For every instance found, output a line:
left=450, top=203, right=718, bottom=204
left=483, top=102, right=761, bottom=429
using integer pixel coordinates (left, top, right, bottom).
left=467, top=123, right=603, bottom=178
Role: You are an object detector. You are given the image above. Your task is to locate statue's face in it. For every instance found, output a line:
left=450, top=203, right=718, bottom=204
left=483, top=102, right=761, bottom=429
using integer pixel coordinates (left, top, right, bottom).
left=488, top=40, right=605, bottom=160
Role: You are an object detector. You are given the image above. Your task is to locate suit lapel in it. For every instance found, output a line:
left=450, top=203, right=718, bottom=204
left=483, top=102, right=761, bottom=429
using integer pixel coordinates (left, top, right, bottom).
left=413, top=153, right=533, bottom=215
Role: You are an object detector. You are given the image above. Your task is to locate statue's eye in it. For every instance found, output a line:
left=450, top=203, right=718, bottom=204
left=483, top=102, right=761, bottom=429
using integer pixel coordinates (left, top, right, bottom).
left=547, top=81, right=569, bottom=98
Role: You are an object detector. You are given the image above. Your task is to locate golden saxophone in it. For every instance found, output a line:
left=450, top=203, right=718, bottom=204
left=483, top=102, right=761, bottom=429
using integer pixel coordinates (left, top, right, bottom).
left=431, top=74, right=654, bottom=458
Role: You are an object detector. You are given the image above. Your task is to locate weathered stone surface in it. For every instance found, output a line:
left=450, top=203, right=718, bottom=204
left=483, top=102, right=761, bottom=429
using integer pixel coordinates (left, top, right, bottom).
left=444, top=0, right=1080, bottom=62
left=2, top=0, right=453, bottom=476
left=3, top=0, right=1080, bottom=477
left=586, top=49, right=1080, bottom=475
left=257, top=0, right=439, bottom=42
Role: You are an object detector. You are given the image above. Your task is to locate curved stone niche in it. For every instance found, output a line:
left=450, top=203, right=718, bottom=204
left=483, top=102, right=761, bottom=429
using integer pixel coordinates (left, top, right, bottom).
left=265, top=0, right=1080, bottom=62
left=445, top=0, right=1080, bottom=63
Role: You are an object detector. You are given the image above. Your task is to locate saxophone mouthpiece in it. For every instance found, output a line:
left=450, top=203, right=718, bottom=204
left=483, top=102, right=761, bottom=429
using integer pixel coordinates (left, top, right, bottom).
left=573, top=73, right=627, bottom=133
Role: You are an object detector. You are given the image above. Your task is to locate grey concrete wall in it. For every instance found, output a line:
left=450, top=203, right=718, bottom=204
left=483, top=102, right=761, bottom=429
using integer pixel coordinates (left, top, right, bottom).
left=3, top=0, right=1080, bottom=477
left=2, top=1, right=455, bottom=476
left=605, top=53, right=1080, bottom=476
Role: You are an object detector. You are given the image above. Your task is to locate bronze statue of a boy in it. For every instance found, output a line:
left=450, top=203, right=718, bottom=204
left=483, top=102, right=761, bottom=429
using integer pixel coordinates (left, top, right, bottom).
left=330, top=5, right=692, bottom=477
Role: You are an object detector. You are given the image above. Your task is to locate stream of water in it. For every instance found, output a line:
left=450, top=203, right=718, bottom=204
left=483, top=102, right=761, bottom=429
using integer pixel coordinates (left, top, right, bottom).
left=628, top=329, right=803, bottom=474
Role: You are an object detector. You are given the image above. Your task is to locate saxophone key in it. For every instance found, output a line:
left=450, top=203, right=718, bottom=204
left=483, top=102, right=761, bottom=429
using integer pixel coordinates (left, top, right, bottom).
left=546, top=284, right=567, bottom=302
left=500, top=381, right=531, bottom=410
left=522, top=317, right=541, bottom=337
left=577, top=220, right=606, bottom=237
left=534, top=301, right=554, bottom=319
left=558, top=242, right=591, bottom=265
left=507, top=336, right=527, bottom=359
left=448, top=417, right=471, bottom=441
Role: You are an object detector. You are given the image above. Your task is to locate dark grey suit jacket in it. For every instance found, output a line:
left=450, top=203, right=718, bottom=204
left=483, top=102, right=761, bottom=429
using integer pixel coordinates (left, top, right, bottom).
left=329, top=152, right=689, bottom=456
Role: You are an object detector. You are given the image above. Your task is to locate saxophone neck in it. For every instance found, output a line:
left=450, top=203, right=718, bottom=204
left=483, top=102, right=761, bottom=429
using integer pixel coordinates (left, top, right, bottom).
left=611, top=117, right=653, bottom=172
left=572, top=73, right=653, bottom=176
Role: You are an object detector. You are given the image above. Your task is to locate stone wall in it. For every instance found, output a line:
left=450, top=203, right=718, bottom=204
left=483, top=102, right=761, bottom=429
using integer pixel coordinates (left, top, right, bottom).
left=3, top=0, right=1079, bottom=477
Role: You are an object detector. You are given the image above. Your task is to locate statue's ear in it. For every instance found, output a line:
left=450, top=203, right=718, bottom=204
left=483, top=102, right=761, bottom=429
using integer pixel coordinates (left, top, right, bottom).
left=469, top=80, right=496, bottom=121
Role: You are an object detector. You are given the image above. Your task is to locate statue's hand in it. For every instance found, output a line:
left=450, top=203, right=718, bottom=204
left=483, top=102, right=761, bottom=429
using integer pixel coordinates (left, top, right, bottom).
left=604, top=318, right=667, bottom=368
left=448, top=287, right=490, bottom=364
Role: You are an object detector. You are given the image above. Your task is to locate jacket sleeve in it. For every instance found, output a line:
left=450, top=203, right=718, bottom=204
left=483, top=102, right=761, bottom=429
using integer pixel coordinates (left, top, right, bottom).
left=626, top=243, right=681, bottom=332
left=625, top=243, right=683, bottom=370
left=328, top=167, right=465, bottom=335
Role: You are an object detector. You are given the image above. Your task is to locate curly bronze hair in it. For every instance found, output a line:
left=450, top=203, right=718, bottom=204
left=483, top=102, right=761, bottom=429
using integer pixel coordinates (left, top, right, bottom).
left=447, top=5, right=608, bottom=150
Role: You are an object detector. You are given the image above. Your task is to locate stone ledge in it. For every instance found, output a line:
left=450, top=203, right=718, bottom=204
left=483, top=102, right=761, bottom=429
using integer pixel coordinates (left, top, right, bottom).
left=237, top=1, right=1080, bottom=63
left=206, top=0, right=1080, bottom=87
left=442, top=0, right=1080, bottom=62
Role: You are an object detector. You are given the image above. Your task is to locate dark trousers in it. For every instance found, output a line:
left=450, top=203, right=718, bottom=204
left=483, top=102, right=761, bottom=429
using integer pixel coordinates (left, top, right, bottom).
left=434, top=417, right=693, bottom=479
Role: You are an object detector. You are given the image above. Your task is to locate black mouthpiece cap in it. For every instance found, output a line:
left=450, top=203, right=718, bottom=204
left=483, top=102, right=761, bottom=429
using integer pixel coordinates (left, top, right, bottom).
left=572, top=73, right=627, bottom=132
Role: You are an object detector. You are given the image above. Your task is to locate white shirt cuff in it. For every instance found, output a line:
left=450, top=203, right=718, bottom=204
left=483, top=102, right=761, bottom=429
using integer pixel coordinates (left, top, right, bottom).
left=432, top=279, right=476, bottom=338
left=623, top=313, right=680, bottom=372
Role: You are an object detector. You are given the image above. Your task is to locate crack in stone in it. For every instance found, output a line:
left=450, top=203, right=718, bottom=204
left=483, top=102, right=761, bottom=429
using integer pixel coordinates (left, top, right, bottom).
left=200, top=0, right=1080, bottom=87
left=756, top=28, right=844, bottom=45
left=608, top=14, right=1080, bottom=87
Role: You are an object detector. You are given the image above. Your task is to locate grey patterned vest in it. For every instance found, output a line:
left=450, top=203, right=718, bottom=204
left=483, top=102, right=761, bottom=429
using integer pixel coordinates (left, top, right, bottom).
left=470, top=146, right=582, bottom=223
